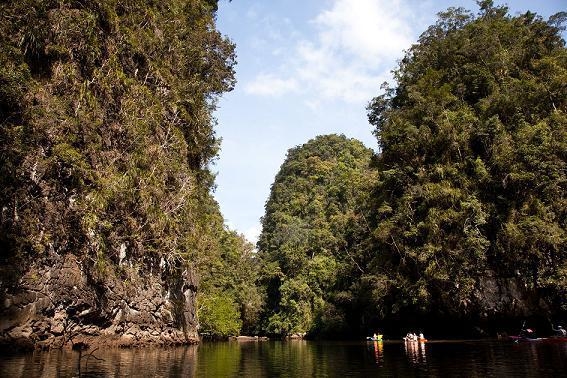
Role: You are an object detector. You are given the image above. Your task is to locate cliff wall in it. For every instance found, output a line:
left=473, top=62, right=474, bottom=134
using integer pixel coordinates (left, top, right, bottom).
left=1, top=251, right=198, bottom=350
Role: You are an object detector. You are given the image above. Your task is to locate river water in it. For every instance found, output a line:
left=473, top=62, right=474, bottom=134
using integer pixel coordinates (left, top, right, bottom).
left=1, top=339, right=566, bottom=377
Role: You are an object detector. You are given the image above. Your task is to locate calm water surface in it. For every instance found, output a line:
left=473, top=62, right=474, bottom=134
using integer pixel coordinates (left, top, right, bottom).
left=1, top=339, right=566, bottom=377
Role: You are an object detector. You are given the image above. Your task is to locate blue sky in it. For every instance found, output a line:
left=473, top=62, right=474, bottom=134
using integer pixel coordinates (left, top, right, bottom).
left=212, top=0, right=566, bottom=243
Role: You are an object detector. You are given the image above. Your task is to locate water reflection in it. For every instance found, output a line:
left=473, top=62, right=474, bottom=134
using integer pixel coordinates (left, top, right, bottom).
left=0, top=347, right=198, bottom=377
left=404, top=340, right=427, bottom=364
left=370, top=340, right=384, bottom=366
left=0, top=340, right=566, bottom=377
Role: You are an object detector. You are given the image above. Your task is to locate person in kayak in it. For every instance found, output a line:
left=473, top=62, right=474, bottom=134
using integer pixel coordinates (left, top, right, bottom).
left=519, top=327, right=537, bottom=339
left=552, top=324, right=566, bottom=336
left=367, top=332, right=383, bottom=341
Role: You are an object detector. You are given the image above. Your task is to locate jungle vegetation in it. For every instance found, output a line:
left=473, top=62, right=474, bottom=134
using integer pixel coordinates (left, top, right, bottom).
left=258, top=1, right=567, bottom=337
left=1, top=0, right=566, bottom=339
left=258, top=134, right=377, bottom=337
left=366, top=0, right=567, bottom=328
left=0, top=0, right=260, bottom=338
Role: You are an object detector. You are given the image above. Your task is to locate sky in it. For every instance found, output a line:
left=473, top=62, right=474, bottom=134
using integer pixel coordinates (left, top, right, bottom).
left=212, top=0, right=566, bottom=244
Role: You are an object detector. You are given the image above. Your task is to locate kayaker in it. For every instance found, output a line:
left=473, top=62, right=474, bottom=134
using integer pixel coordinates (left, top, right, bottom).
left=519, top=327, right=536, bottom=339
left=368, top=332, right=382, bottom=341
left=552, top=324, right=566, bottom=336
left=405, top=332, right=417, bottom=341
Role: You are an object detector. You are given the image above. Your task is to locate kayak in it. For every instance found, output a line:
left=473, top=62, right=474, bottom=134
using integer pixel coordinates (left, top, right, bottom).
left=404, top=337, right=427, bottom=342
left=509, top=336, right=546, bottom=342
left=545, top=336, right=567, bottom=342
left=367, top=336, right=383, bottom=341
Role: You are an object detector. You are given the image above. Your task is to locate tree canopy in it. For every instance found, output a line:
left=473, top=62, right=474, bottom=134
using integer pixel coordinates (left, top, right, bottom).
left=0, top=0, right=256, bottom=338
left=3, top=0, right=567, bottom=340
left=367, top=1, right=567, bottom=323
left=258, top=134, right=377, bottom=336
left=258, top=2, right=567, bottom=338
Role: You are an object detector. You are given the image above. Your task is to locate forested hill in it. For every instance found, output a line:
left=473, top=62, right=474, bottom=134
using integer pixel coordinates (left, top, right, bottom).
left=1, top=0, right=566, bottom=346
left=258, top=134, right=377, bottom=337
left=258, top=2, right=567, bottom=338
left=0, top=0, right=256, bottom=349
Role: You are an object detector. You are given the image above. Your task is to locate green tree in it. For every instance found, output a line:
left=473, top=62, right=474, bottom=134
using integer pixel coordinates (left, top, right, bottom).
left=258, top=134, right=377, bottom=336
left=198, top=227, right=264, bottom=336
left=197, top=293, right=242, bottom=337
left=0, top=0, right=235, bottom=313
left=367, top=1, right=567, bottom=321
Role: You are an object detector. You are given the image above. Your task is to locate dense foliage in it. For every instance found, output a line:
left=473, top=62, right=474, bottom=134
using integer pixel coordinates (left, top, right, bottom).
left=3, top=0, right=566, bottom=340
left=366, top=1, right=567, bottom=322
left=259, top=2, right=567, bottom=337
left=197, top=228, right=264, bottom=336
left=0, top=0, right=260, bottom=338
left=258, top=134, right=377, bottom=336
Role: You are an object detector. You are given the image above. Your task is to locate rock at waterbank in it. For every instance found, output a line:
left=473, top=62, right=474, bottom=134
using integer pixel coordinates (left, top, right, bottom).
left=230, top=335, right=269, bottom=341
left=286, top=333, right=306, bottom=340
left=0, top=252, right=199, bottom=351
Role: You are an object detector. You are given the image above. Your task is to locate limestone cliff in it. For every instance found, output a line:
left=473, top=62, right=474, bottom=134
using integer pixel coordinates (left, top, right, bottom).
left=0, top=0, right=235, bottom=349
left=1, top=251, right=198, bottom=350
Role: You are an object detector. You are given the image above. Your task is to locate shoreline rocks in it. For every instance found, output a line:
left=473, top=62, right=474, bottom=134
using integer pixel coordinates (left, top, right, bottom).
left=0, top=252, right=199, bottom=351
left=230, top=335, right=269, bottom=342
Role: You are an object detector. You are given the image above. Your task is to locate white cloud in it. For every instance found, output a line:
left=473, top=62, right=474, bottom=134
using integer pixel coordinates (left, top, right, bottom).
left=244, top=224, right=262, bottom=245
left=245, top=73, right=299, bottom=96
left=313, top=0, right=413, bottom=63
left=245, top=0, right=416, bottom=104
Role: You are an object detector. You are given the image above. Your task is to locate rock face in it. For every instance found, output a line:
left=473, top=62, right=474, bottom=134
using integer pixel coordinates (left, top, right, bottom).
left=475, top=272, right=549, bottom=319
left=0, top=251, right=199, bottom=350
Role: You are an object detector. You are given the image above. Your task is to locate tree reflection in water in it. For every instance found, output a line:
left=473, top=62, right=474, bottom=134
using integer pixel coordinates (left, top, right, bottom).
left=2, top=340, right=567, bottom=376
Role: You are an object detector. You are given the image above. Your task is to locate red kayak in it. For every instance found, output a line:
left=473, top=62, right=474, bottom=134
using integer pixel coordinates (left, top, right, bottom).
left=509, top=335, right=545, bottom=342
left=544, top=336, right=567, bottom=343
left=509, top=336, right=567, bottom=342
